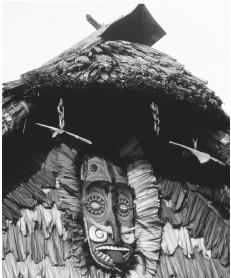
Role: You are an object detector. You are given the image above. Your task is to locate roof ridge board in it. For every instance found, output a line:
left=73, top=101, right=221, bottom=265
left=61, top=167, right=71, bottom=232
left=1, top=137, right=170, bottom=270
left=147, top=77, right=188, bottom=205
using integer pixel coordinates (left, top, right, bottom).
left=39, top=6, right=163, bottom=68
left=40, top=5, right=159, bottom=68
left=101, top=4, right=166, bottom=46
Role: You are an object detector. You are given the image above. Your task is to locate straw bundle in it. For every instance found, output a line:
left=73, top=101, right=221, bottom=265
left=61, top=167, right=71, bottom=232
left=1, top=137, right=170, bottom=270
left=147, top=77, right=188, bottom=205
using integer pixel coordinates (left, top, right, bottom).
left=127, top=161, right=162, bottom=278
left=160, top=179, right=230, bottom=266
left=2, top=100, right=32, bottom=138
left=156, top=247, right=230, bottom=278
left=161, top=222, right=211, bottom=258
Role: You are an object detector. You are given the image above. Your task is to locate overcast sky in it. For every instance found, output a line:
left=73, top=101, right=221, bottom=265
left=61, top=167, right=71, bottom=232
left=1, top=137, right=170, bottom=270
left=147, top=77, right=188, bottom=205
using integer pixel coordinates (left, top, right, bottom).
left=2, top=1, right=230, bottom=112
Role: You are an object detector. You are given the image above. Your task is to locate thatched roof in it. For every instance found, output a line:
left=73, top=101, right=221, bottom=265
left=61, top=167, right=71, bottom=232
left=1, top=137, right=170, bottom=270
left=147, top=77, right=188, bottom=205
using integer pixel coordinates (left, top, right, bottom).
left=3, top=5, right=227, bottom=115
left=3, top=36, right=222, bottom=109
left=3, top=27, right=223, bottom=112
left=2, top=4, right=229, bottom=167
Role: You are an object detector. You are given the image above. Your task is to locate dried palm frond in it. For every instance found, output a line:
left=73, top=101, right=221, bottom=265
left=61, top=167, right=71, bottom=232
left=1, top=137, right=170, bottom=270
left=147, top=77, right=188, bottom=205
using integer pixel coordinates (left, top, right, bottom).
left=2, top=100, right=32, bottom=138
left=127, top=161, right=162, bottom=278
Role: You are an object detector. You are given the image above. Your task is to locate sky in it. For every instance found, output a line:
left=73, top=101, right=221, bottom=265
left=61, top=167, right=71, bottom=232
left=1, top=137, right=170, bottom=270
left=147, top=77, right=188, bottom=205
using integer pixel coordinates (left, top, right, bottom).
left=2, top=1, right=231, bottom=112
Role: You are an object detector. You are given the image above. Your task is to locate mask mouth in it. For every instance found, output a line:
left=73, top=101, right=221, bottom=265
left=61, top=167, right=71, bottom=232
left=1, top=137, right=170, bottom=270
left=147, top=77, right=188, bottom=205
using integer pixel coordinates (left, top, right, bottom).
left=95, top=245, right=131, bottom=265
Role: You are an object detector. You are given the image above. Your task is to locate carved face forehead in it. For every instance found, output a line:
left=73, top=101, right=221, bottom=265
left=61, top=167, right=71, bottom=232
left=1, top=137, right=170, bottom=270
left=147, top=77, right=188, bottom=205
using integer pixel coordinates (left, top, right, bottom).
left=81, top=157, right=135, bottom=271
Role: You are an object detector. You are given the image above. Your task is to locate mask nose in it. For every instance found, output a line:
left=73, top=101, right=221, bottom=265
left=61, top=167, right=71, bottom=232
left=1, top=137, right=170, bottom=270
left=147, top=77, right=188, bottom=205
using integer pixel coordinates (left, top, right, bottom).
left=105, top=217, right=120, bottom=243
left=104, top=185, right=120, bottom=243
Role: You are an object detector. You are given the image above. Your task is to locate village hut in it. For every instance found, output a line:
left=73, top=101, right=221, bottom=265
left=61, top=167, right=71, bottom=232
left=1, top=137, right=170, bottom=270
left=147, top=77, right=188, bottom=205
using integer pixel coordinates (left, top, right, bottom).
left=2, top=4, right=230, bottom=278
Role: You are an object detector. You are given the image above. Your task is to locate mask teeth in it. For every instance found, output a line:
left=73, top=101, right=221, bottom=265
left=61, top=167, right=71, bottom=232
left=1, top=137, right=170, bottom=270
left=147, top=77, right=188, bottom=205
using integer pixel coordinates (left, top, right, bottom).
left=96, top=245, right=130, bottom=252
left=96, top=250, right=113, bottom=264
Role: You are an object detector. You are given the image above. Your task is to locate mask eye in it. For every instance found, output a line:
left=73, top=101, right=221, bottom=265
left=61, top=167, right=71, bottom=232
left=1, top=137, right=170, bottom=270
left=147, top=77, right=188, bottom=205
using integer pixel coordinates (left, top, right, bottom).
left=85, top=195, right=105, bottom=215
left=119, top=203, right=128, bottom=212
left=90, top=201, right=102, bottom=210
left=116, top=197, right=132, bottom=217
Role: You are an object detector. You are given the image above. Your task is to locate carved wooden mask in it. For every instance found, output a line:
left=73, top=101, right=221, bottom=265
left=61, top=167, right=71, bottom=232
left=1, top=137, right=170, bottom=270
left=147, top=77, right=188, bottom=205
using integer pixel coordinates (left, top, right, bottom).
left=81, top=157, right=135, bottom=271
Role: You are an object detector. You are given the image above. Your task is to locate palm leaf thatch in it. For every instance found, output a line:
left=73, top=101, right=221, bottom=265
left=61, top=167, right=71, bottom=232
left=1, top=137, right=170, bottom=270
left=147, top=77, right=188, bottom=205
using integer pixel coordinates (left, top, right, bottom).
left=2, top=4, right=228, bottom=139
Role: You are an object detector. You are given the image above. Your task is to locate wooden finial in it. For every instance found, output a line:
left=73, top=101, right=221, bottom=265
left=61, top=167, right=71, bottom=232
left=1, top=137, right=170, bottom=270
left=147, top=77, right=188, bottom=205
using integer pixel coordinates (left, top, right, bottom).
left=86, top=14, right=102, bottom=30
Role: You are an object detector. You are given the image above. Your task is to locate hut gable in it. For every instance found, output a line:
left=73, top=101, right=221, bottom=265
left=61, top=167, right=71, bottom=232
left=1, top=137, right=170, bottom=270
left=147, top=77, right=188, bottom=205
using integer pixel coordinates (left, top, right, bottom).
left=2, top=4, right=230, bottom=278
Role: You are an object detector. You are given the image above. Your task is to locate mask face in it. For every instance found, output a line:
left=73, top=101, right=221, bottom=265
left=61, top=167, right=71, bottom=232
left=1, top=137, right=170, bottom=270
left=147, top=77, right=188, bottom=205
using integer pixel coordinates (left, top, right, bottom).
left=82, top=180, right=135, bottom=271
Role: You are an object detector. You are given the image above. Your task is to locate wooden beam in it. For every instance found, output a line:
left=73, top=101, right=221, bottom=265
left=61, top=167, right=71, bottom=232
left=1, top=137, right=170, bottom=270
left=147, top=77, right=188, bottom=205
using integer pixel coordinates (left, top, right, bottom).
left=86, top=14, right=102, bottom=30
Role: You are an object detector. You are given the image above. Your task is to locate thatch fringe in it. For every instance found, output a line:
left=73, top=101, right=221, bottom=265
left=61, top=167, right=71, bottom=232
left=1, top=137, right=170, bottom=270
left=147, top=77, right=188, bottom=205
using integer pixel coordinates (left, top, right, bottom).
left=2, top=137, right=229, bottom=277
left=127, top=161, right=162, bottom=278
left=156, top=247, right=229, bottom=278
left=2, top=204, right=71, bottom=263
left=2, top=142, right=77, bottom=226
left=160, top=179, right=229, bottom=266
left=161, top=222, right=211, bottom=259
left=3, top=178, right=56, bottom=224
left=2, top=253, right=78, bottom=278
left=56, top=143, right=82, bottom=214
left=2, top=100, right=32, bottom=138
left=198, top=129, right=230, bottom=166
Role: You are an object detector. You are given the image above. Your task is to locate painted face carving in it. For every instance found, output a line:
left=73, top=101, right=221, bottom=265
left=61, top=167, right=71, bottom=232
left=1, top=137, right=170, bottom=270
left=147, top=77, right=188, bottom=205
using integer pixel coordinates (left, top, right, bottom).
left=81, top=158, right=135, bottom=271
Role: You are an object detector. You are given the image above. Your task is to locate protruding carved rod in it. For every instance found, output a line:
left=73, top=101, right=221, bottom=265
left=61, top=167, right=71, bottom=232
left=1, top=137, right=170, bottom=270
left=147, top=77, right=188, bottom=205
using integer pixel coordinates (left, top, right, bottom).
left=86, top=14, right=102, bottom=30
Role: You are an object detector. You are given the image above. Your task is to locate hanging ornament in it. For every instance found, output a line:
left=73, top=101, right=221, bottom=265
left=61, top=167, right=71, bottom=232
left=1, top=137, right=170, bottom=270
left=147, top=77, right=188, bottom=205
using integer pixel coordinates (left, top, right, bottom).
left=36, top=98, right=92, bottom=145
left=150, top=102, right=160, bottom=135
